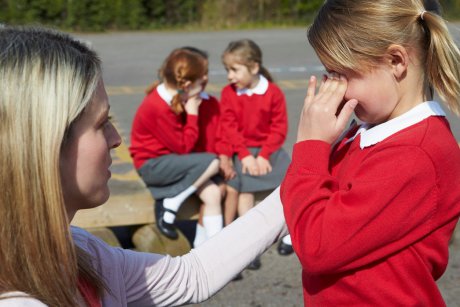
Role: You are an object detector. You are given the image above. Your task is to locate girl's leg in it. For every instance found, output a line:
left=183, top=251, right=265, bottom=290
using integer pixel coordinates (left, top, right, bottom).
left=159, top=159, right=219, bottom=239
left=238, top=192, right=255, bottom=216
left=193, top=204, right=207, bottom=248
left=223, top=185, right=239, bottom=226
left=162, top=159, right=220, bottom=223
left=238, top=192, right=261, bottom=270
left=197, top=180, right=223, bottom=238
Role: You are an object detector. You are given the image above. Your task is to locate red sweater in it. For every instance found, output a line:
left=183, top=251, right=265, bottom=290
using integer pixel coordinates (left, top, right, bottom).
left=216, top=83, right=288, bottom=160
left=130, top=88, right=209, bottom=169
left=193, top=96, right=220, bottom=154
left=281, top=116, right=460, bottom=306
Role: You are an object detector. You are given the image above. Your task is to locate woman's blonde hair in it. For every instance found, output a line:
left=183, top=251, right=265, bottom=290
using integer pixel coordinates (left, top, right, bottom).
left=308, top=0, right=460, bottom=115
left=0, top=26, right=105, bottom=305
left=222, top=39, right=274, bottom=82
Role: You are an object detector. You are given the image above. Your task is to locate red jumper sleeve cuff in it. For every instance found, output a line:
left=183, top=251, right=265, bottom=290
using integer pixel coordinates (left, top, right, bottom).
left=237, top=148, right=252, bottom=160
left=291, top=140, right=331, bottom=175
left=258, top=148, right=272, bottom=160
left=186, top=114, right=199, bottom=126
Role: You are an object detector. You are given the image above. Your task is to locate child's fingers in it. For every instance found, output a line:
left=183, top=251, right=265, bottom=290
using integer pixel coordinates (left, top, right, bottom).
left=336, top=99, right=358, bottom=131
left=304, top=75, right=317, bottom=106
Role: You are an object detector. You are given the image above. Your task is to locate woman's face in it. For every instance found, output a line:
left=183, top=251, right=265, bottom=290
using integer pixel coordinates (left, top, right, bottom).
left=60, top=79, right=121, bottom=218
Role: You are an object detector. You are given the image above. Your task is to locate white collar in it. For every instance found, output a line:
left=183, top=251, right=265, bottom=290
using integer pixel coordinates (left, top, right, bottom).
left=157, top=83, right=173, bottom=105
left=349, top=101, right=446, bottom=149
left=236, top=75, right=269, bottom=96
left=157, top=83, right=210, bottom=105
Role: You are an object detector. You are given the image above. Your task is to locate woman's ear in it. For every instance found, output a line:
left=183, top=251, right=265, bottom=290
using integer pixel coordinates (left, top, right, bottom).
left=386, top=44, right=409, bottom=80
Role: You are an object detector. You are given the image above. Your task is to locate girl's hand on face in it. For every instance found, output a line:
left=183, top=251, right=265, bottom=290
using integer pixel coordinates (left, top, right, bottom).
left=184, top=95, right=202, bottom=115
left=219, top=155, right=236, bottom=180
left=297, top=74, right=358, bottom=144
left=256, top=156, right=272, bottom=175
left=241, top=155, right=259, bottom=176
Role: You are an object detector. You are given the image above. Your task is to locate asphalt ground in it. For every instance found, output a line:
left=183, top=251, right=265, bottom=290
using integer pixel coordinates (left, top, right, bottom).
left=74, top=25, right=460, bottom=306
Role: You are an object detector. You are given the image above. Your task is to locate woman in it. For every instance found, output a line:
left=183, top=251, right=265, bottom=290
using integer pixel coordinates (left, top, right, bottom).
left=0, top=26, right=287, bottom=306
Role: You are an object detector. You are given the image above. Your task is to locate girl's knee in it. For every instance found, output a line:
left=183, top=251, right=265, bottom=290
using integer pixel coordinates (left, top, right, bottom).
left=208, top=159, right=220, bottom=175
left=200, top=182, right=222, bottom=203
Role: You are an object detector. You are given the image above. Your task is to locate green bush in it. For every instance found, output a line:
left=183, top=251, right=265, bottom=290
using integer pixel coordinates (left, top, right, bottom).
left=0, top=0, right=458, bottom=32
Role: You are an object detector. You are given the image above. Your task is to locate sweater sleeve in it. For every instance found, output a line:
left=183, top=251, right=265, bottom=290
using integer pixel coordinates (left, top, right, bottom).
left=280, top=140, right=438, bottom=275
left=153, top=111, right=200, bottom=154
left=259, top=86, right=288, bottom=159
left=218, top=88, right=251, bottom=159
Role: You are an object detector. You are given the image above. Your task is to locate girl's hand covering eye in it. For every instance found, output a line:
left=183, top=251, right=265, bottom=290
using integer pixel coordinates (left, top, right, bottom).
left=296, top=74, right=358, bottom=144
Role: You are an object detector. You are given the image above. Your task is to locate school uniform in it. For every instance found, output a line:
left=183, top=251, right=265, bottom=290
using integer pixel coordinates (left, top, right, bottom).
left=216, top=75, right=290, bottom=193
left=129, top=84, right=216, bottom=199
left=281, top=101, right=460, bottom=306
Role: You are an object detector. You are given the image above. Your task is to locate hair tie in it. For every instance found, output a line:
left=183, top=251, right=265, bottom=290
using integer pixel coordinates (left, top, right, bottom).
left=420, top=10, right=427, bottom=21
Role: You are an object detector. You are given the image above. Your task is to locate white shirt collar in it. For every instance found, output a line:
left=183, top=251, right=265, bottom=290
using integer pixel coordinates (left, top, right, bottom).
left=157, top=83, right=210, bottom=105
left=236, top=75, right=269, bottom=96
left=348, top=101, right=446, bottom=149
left=157, top=83, right=172, bottom=105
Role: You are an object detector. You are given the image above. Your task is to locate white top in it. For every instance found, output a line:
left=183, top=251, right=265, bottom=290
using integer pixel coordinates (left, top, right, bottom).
left=0, top=188, right=287, bottom=307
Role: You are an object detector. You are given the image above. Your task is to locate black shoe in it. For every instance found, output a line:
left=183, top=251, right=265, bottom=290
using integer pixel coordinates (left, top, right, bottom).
left=232, top=272, right=243, bottom=281
left=247, top=256, right=261, bottom=270
left=277, top=241, right=294, bottom=256
left=155, top=199, right=178, bottom=240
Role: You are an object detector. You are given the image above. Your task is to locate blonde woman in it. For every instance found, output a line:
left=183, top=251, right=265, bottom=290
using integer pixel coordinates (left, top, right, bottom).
left=0, top=26, right=287, bottom=306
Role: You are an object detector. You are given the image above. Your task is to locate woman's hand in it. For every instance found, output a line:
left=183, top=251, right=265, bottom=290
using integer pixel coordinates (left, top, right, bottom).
left=256, top=156, right=272, bottom=175
left=184, top=95, right=202, bottom=115
left=241, top=155, right=259, bottom=176
left=219, top=155, right=236, bottom=180
left=297, top=74, right=357, bottom=144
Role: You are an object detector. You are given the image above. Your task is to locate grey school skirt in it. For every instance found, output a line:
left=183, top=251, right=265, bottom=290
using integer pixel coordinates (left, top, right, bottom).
left=138, top=153, right=216, bottom=199
left=227, top=147, right=291, bottom=193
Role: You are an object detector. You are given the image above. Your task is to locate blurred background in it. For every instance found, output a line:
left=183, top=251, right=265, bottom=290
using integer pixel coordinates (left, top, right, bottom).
left=1, top=0, right=459, bottom=32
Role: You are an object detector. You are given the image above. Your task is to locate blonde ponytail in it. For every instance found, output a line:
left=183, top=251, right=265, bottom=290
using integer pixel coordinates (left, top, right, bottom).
left=421, top=10, right=460, bottom=115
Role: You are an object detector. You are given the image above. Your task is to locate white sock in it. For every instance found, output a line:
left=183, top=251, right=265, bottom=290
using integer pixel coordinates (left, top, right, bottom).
left=203, top=215, right=223, bottom=238
left=163, top=186, right=197, bottom=212
left=282, top=234, right=292, bottom=245
left=193, top=223, right=207, bottom=248
left=163, top=211, right=176, bottom=224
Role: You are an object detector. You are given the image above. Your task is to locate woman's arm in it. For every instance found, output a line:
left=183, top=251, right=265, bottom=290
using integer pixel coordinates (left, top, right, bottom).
left=74, top=188, right=287, bottom=307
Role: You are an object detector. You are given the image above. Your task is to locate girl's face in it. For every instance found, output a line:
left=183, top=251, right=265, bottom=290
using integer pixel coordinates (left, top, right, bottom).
left=344, top=66, right=399, bottom=124
left=60, top=79, right=122, bottom=218
left=183, top=75, right=208, bottom=100
left=223, top=53, right=259, bottom=89
left=337, top=65, right=402, bottom=124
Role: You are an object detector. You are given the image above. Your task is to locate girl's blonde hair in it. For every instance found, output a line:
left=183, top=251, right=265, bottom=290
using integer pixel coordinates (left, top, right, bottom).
left=222, top=39, right=274, bottom=82
left=308, top=0, right=460, bottom=115
left=145, top=49, right=208, bottom=115
left=0, top=26, right=105, bottom=305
